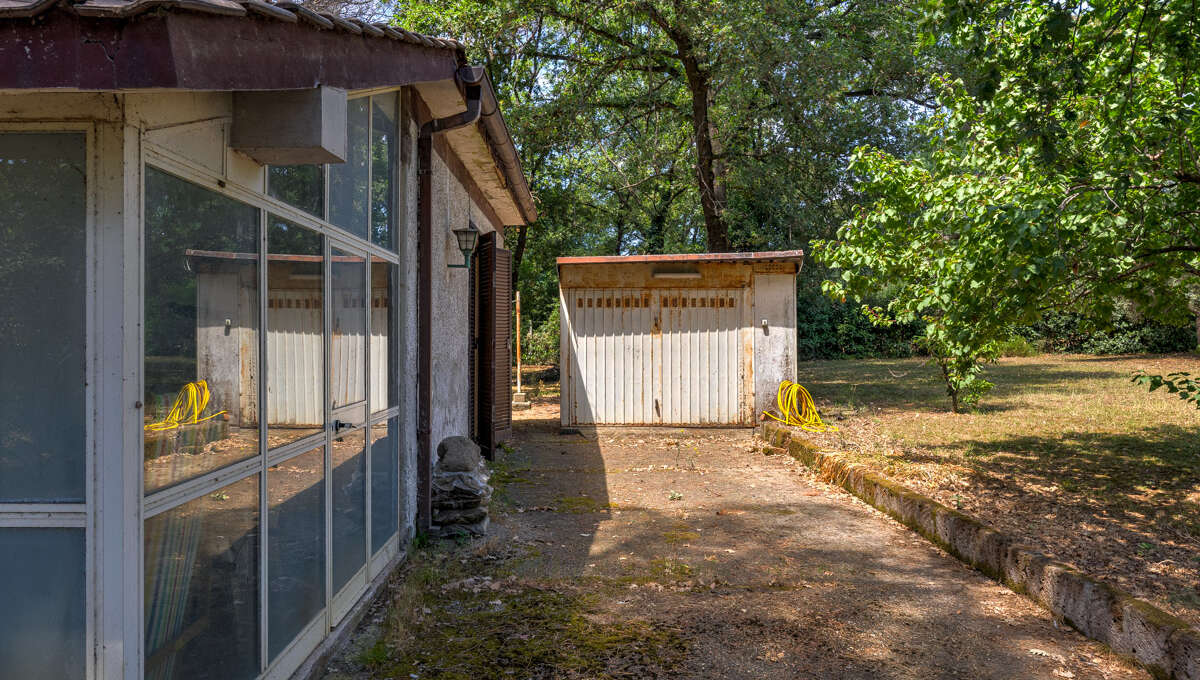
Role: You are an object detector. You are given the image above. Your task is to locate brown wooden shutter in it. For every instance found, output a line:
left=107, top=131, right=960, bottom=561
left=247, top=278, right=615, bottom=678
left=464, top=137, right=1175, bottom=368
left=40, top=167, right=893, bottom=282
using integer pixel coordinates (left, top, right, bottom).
left=474, top=232, right=513, bottom=455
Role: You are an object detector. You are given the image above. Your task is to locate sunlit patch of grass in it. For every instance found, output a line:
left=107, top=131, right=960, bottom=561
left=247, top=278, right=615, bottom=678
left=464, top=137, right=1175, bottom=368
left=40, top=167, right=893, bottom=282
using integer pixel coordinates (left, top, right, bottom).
left=798, top=354, right=1200, bottom=534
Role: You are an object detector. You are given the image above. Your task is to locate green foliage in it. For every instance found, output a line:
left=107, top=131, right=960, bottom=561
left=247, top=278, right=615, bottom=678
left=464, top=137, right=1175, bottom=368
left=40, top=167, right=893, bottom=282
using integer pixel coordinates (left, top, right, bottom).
left=817, top=0, right=1200, bottom=410
left=521, top=311, right=560, bottom=366
left=797, top=292, right=922, bottom=360
left=1132, top=371, right=1200, bottom=409
left=994, top=336, right=1038, bottom=358
left=393, top=0, right=951, bottom=328
left=1022, top=310, right=1197, bottom=355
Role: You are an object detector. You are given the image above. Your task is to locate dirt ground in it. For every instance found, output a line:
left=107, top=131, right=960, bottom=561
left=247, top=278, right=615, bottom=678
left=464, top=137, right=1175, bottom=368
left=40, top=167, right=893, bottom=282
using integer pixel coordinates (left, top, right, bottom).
left=323, top=395, right=1152, bottom=679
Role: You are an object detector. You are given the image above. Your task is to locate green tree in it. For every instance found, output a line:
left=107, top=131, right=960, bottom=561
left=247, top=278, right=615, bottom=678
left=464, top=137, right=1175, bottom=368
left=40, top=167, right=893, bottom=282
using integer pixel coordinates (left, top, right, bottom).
left=817, top=0, right=1200, bottom=411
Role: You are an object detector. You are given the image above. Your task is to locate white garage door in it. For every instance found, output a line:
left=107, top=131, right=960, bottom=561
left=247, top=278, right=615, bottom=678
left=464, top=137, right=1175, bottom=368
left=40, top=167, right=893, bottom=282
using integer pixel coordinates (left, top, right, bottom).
left=563, top=288, right=744, bottom=425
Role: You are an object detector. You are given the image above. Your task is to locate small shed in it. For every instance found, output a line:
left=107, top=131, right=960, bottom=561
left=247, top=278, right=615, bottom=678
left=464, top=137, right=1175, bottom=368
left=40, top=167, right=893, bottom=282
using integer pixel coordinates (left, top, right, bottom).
left=558, top=251, right=802, bottom=427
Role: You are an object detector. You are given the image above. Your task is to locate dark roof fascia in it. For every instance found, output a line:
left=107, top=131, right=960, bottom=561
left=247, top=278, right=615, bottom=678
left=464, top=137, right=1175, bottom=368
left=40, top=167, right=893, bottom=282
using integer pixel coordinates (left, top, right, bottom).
left=0, top=7, right=463, bottom=91
left=557, top=250, right=805, bottom=267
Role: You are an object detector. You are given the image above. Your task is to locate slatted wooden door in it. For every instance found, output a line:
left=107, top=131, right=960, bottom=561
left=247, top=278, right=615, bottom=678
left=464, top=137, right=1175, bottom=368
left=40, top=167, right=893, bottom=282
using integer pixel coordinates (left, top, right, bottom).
left=474, top=231, right=513, bottom=455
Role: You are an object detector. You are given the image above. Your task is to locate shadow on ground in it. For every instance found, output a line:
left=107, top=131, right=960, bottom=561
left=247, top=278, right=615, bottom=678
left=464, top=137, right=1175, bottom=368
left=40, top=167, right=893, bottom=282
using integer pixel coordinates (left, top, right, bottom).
left=322, top=396, right=1148, bottom=680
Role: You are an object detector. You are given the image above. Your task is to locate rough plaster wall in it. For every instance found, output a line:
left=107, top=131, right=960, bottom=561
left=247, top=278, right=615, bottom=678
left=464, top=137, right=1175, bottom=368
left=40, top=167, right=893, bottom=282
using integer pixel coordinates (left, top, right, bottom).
left=398, top=108, right=421, bottom=535
left=752, top=274, right=798, bottom=417
left=427, top=145, right=501, bottom=471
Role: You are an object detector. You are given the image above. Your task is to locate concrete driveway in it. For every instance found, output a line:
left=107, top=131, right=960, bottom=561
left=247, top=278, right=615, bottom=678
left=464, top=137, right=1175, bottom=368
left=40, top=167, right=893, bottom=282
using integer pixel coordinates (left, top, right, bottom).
left=496, top=402, right=1147, bottom=679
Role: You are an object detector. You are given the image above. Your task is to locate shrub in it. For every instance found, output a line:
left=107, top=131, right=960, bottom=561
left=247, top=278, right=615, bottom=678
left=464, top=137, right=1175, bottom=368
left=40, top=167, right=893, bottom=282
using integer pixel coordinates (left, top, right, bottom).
left=995, top=336, right=1039, bottom=357
left=1024, top=310, right=1195, bottom=355
left=520, top=311, right=560, bottom=366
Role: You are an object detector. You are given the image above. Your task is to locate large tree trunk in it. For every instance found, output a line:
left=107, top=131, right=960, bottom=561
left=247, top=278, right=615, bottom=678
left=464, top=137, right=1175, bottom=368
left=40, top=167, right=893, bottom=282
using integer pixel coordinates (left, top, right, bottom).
left=680, top=54, right=730, bottom=252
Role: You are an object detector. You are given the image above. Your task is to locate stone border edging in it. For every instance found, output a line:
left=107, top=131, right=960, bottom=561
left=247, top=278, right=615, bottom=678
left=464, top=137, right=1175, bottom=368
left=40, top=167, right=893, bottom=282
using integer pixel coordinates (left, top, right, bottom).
left=759, top=421, right=1200, bottom=680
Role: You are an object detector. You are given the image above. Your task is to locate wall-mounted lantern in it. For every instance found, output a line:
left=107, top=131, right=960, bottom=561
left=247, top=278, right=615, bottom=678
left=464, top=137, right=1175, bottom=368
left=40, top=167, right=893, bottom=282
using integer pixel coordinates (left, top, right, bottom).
left=448, top=220, right=479, bottom=269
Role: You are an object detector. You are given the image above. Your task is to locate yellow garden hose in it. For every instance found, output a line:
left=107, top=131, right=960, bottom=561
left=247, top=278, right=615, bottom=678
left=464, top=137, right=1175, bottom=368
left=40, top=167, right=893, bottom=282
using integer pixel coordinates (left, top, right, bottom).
left=145, top=380, right=227, bottom=432
left=763, top=380, right=837, bottom=432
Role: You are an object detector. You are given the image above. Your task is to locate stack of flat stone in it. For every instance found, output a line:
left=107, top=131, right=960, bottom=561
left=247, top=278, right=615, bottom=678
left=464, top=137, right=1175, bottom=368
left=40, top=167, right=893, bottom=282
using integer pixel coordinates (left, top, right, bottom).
left=431, top=436, right=493, bottom=537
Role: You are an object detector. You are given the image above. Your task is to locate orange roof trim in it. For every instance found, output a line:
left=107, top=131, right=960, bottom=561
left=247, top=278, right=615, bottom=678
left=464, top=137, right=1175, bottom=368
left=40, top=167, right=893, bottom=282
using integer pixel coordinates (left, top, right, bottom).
left=557, top=250, right=804, bottom=266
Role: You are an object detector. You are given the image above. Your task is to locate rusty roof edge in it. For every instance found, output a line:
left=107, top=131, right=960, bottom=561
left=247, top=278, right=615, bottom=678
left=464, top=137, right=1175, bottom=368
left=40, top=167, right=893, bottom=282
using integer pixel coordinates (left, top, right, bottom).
left=477, top=70, right=537, bottom=225
left=0, top=0, right=464, bottom=51
left=556, top=250, right=805, bottom=266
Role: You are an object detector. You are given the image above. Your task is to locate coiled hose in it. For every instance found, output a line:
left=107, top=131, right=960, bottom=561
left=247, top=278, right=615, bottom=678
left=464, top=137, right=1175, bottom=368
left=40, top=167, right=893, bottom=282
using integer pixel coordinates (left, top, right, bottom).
left=763, top=380, right=836, bottom=432
left=145, top=380, right=227, bottom=432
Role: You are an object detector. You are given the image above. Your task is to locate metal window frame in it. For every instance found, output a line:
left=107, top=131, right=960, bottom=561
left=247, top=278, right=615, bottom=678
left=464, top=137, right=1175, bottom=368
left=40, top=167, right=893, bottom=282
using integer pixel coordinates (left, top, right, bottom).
left=138, top=90, right=407, bottom=680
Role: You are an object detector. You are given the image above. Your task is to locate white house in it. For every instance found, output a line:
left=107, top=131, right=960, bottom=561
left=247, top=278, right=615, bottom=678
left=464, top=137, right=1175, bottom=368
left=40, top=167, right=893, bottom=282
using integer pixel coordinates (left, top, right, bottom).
left=0, top=3, right=534, bottom=679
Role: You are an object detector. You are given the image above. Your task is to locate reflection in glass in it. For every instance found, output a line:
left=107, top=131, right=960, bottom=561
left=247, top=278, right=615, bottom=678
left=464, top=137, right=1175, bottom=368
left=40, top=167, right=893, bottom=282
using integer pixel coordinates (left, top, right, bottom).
left=267, top=216, right=324, bottom=448
left=144, top=168, right=260, bottom=493
left=267, top=165, right=324, bottom=219
left=332, top=247, right=366, bottom=409
left=0, top=528, right=85, bottom=679
left=371, top=93, right=398, bottom=251
left=331, top=427, right=366, bottom=594
left=330, top=97, right=369, bottom=238
left=0, top=133, right=86, bottom=502
left=370, top=418, right=399, bottom=553
left=371, top=262, right=398, bottom=413
left=144, top=474, right=259, bottom=680
left=268, top=447, right=325, bottom=660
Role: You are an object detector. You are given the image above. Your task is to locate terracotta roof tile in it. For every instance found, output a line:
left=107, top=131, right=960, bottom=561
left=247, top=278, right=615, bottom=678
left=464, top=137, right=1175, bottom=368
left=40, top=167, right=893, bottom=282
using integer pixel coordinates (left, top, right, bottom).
left=0, top=0, right=463, bottom=50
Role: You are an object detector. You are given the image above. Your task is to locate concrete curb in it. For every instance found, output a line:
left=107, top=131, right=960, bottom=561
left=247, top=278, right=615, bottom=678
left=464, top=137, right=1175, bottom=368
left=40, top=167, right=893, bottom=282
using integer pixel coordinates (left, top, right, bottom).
left=760, top=421, right=1200, bottom=680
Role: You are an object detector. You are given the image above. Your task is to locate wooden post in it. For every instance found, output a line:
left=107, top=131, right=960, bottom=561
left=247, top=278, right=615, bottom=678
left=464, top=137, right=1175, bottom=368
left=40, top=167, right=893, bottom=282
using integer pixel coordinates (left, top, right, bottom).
left=512, top=291, right=530, bottom=410
left=515, top=291, right=523, bottom=393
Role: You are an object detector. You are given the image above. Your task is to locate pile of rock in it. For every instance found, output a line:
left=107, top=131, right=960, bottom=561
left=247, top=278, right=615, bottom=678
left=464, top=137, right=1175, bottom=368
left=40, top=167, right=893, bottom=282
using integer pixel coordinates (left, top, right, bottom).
left=431, top=436, right=492, bottom=537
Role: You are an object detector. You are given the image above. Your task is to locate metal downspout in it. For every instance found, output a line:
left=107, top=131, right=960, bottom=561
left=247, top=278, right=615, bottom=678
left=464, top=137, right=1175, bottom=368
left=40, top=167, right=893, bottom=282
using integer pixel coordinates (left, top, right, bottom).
left=417, top=65, right=485, bottom=532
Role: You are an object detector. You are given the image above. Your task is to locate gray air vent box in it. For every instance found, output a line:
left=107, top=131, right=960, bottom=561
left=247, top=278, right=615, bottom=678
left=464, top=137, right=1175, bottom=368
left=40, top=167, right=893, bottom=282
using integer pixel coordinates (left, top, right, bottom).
left=231, top=86, right=347, bottom=166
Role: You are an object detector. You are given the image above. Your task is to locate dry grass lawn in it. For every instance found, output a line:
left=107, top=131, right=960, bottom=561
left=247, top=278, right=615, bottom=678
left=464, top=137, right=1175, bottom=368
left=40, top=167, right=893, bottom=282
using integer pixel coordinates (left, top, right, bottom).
left=796, top=353, right=1200, bottom=626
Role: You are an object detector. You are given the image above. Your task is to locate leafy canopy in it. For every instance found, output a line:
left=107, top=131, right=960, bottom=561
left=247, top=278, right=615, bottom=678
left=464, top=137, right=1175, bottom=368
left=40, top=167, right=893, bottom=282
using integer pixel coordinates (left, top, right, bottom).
left=816, top=0, right=1200, bottom=410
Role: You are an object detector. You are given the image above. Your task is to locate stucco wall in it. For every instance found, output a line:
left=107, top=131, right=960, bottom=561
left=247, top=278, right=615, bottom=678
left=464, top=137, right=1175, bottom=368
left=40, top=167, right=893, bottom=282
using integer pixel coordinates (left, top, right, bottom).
left=429, top=143, right=502, bottom=449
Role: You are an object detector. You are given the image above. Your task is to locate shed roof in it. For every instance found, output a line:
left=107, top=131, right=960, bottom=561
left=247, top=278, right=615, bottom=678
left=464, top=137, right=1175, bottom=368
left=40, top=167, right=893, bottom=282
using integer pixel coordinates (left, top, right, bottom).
left=557, top=250, right=804, bottom=266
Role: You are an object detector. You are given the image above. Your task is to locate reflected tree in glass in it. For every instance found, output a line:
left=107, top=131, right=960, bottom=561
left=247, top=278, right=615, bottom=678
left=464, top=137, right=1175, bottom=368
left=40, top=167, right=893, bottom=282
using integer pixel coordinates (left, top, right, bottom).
left=267, top=165, right=324, bottom=219
left=143, top=168, right=260, bottom=493
left=371, top=93, right=398, bottom=251
left=330, top=98, right=369, bottom=239
left=0, top=133, right=86, bottom=502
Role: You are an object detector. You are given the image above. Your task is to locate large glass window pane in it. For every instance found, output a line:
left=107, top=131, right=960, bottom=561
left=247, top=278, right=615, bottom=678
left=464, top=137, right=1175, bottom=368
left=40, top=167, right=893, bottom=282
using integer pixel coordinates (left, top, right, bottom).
left=0, top=133, right=86, bottom=502
left=331, top=247, right=366, bottom=409
left=332, top=427, right=365, bottom=594
left=267, top=216, right=324, bottom=448
left=0, top=528, right=85, bottom=679
left=370, top=93, right=398, bottom=251
left=268, top=447, right=325, bottom=660
left=144, top=474, right=259, bottom=680
left=370, top=418, right=399, bottom=553
left=144, top=168, right=260, bottom=493
left=329, top=97, right=369, bottom=238
left=370, top=262, right=398, bottom=413
left=268, top=165, right=324, bottom=219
